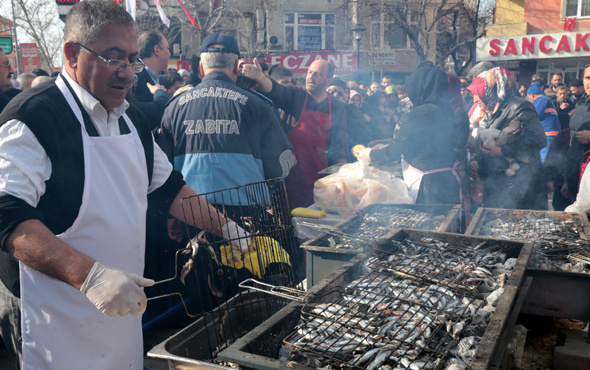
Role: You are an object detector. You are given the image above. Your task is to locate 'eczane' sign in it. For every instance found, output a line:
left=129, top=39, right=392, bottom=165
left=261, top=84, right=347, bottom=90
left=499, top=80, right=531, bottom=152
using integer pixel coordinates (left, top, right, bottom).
left=266, top=52, right=357, bottom=74
left=476, top=32, right=590, bottom=61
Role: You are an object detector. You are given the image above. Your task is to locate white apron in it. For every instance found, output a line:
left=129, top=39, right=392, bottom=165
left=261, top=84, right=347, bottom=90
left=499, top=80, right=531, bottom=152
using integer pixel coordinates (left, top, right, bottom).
left=401, top=157, right=461, bottom=203
left=20, top=75, right=149, bottom=370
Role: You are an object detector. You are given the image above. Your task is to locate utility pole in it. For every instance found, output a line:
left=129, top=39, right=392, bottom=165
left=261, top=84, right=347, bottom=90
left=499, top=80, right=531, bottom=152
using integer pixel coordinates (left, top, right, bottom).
left=10, top=0, right=21, bottom=75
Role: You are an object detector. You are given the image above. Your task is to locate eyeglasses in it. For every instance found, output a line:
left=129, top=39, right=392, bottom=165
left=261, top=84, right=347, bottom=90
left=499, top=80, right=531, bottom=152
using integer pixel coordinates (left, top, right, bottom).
left=74, top=42, right=144, bottom=73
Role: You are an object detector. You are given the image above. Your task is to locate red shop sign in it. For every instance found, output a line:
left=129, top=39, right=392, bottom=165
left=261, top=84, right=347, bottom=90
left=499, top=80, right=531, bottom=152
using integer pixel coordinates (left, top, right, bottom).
left=266, top=52, right=357, bottom=74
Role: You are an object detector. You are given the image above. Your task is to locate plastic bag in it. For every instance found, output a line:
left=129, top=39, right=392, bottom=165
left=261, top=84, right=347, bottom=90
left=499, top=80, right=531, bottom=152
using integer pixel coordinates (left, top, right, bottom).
left=313, top=159, right=412, bottom=215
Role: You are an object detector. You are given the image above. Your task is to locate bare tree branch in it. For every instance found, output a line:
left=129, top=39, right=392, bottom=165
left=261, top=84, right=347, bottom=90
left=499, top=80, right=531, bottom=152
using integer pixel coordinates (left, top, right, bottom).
left=357, top=0, right=486, bottom=73
left=0, top=0, right=63, bottom=72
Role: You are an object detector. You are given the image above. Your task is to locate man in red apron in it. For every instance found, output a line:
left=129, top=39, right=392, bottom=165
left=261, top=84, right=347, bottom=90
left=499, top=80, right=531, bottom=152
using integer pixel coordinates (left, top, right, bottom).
left=243, top=59, right=348, bottom=209
left=0, top=1, right=248, bottom=369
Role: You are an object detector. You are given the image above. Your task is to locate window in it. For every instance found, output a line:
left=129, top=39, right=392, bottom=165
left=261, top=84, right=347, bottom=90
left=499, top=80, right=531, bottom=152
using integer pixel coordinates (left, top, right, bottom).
left=284, top=13, right=334, bottom=51
left=536, top=61, right=588, bottom=83
left=564, top=0, right=590, bottom=17
left=370, top=13, right=408, bottom=50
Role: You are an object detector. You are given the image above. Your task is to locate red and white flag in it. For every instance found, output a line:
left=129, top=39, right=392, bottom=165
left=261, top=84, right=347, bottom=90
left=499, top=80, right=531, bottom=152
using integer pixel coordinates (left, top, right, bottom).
left=126, top=0, right=136, bottom=20
left=176, top=0, right=199, bottom=28
left=154, top=0, right=170, bottom=27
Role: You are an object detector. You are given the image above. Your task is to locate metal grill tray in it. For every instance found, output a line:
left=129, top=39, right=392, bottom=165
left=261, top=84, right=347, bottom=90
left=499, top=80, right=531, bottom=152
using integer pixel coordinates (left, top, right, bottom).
left=465, top=207, right=590, bottom=320
left=147, top=292, right=288, bottom=369
left=302, top=203, right=461, bottom=254
left=218, top=229, right=533, bottom=370
left=465, top=208, right=590, bottom=241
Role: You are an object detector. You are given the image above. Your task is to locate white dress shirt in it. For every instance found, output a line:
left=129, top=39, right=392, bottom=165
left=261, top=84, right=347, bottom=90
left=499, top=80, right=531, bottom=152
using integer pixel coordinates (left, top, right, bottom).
left=0, top=70, right=173, bottom=208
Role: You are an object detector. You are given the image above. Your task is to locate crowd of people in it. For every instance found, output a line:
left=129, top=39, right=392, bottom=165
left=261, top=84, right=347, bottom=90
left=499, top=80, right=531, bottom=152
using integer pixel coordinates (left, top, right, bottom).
left=2, top=0, right=590, bottom=368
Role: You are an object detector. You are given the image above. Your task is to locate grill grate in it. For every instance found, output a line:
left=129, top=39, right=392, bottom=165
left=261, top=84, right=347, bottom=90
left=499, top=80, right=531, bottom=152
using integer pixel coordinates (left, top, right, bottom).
left=306, top=205, right=455, bottom=250
left=283, top=236, right=510, bottom=369
left=473, top=210, right=590, bottom=271
left=480, top=214, right=582, bottom=241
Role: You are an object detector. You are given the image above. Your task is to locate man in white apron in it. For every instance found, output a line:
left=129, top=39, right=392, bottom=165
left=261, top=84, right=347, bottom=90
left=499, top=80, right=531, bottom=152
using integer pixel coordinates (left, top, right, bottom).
left=0, top=1, right=248, bottom=369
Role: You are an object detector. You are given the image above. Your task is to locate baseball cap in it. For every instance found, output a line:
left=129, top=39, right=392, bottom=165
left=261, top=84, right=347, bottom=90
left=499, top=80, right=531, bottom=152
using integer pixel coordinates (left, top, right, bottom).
left=200, top=33, right=240, bottom=57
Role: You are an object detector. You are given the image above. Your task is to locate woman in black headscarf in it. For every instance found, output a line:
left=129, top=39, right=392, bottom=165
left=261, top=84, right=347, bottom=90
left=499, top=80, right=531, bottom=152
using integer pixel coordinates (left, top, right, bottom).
left=370, top=64, right=460, bottom=204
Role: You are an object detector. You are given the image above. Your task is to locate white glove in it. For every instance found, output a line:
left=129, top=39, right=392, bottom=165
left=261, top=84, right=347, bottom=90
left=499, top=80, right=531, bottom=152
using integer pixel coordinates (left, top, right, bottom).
left=80, top=262, right=155, bottom=317
left=222, top=222, right=250, bottom=253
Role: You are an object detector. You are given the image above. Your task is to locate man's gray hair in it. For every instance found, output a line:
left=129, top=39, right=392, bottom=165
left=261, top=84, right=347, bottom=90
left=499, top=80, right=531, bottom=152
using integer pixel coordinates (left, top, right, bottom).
left=17, top=73, right=36, bottom=82
left=64, top=0, right=137, bottom=45
left=556, top=84, right=568, bottom=92
left=201, top=52, right=238, bottom=70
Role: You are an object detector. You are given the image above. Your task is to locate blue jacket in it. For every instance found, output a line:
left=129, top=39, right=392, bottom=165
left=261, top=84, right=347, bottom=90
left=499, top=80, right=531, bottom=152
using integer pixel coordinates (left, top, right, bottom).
left=533, top=95, right=561, bottom=164
left=159, top=72, right=294, bottom=205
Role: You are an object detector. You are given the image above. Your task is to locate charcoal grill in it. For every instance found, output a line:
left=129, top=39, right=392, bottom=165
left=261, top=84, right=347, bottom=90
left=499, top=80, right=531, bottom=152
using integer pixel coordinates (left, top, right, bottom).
left=218, top=229, right=533, bottom=370
left=465, top=208, right=590, bottom=242
left=302, top=204, right=461, bottom=286
left=146, top=178, right=301, bottom=367
left=465, top=207, right=590, bottom=320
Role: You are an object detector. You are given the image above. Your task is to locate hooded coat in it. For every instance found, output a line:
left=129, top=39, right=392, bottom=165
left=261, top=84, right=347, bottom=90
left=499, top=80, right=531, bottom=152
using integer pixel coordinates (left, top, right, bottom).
left=467, top=68, right=547, bottom=210
left=370, top=66, right=460, bottom=204
left=476, top=91, right=547, bottom=210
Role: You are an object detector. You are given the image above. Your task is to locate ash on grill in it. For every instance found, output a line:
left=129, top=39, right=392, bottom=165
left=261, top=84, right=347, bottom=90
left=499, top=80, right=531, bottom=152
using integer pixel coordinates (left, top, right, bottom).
left=321, top=207, right=448, bottom=250
left=280, top=237, right=516, bottom=369
left=477, top=214, right=590, bottom=272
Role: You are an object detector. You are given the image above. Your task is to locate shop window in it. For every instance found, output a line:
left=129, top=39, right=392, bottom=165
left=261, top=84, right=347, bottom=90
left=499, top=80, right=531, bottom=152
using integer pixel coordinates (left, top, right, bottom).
left=370, top=13, right=409, bottom=50
left=564, top=0, right=590, bottom=18
left=284, top=12, right=335, bottom=51
left=385, top=24, right=407, bottom=49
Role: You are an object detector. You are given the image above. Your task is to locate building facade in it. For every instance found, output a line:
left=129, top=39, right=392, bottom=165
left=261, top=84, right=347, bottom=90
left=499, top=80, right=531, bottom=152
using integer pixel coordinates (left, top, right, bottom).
left=162, top=0, right=446, bottom=81
left=61, top=0, right=462, bottom=82
left=476, top=0, right=590, bottom=85
left=0, top=17, right=16, bottom=68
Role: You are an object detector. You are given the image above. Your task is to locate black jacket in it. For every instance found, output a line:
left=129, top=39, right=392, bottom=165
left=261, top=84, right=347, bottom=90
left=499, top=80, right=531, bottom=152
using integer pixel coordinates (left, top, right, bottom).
left=134, top=69, right=156, bottom=103
left=476, top=91, right=547, bottom=210
left=345, top=104, right=373, bottom=147
left=186, top=71, right=201, bottom=87
left=552, top=96, right=574, bottom=129
left=0, top=89, right=11, bottom=113
left=370, top=65, right=461, bottom=205
left=565, top=97, right=590, bottom=192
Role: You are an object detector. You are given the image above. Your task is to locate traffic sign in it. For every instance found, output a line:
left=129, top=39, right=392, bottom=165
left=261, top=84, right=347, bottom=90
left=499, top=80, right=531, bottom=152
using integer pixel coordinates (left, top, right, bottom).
left=0, top=37, right=13, bottom=54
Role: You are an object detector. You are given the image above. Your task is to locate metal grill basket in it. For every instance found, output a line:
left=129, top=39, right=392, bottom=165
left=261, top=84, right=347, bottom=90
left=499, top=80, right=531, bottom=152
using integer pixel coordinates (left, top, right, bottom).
left=147, top=178, right=302, bottom=366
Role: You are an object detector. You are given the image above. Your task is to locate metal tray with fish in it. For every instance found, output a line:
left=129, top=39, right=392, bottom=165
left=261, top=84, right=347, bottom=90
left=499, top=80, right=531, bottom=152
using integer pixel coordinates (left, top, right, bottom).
left=465, top=208, right=590, bottom=241
left=218, top=229, right=533, bottom=370
left=465, top=207, right=590, bottom=320
left=302, top=204, right=461, bottom=286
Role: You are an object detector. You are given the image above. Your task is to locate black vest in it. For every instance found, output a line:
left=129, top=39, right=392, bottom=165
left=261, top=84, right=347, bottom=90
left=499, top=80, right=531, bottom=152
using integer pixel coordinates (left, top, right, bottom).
left=0, top=79, right=155, bottom=296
